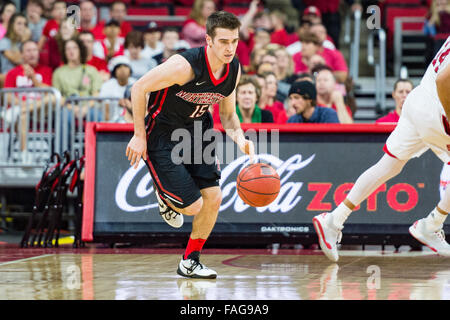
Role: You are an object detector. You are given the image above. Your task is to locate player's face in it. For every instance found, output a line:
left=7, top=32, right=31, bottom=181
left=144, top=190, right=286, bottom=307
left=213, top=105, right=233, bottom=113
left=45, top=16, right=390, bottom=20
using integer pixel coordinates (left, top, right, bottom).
left=392, top=82, right=413, bottom=111
left=237, top=83, right=258, bottom=110
left=208, top=28, right=239, bottom=64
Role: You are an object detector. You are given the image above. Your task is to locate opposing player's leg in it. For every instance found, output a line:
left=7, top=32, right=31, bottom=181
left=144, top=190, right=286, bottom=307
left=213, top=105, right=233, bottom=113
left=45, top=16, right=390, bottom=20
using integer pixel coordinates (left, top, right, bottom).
left=314, top=88, right=428, bottom=261
left=313, top=154, right=408, bottom=261
left=177, top=186, right=222, bottom=279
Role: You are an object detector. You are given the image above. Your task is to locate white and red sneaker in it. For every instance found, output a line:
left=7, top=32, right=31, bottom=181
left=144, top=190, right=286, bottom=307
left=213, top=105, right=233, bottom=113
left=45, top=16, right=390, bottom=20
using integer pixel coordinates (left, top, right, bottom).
left=313, top=212, right=343, bottom=262
left=409, top=219, right=450, bottom=256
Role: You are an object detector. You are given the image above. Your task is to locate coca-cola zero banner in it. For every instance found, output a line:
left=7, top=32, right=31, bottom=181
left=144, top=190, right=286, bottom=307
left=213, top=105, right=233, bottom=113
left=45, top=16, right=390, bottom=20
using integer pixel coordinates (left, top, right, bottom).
left=83, top=123, right=445, bottom=239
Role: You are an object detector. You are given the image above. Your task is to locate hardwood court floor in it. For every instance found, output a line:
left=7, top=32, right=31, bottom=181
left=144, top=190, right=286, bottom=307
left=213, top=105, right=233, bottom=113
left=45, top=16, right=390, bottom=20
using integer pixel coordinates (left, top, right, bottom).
left=0, top=246, right=449, bottom=300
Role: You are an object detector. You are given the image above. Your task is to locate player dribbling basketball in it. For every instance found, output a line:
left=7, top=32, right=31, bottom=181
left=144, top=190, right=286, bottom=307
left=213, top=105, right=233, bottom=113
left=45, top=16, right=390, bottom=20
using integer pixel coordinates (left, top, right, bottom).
left=125, top=11, right=255, bottom=279
left=313, top=36, right=450, bottom=262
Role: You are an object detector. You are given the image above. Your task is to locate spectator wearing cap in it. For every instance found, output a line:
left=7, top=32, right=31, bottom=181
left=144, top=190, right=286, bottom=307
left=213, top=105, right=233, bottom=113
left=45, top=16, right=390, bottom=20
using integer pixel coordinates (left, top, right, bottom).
left=79, top=30, right=110, bottom=82
left=287, top=80, right=339, bottom=123
left=124, top=30, right=157, bottom=80
left=93, top=20, right=124, bottom=62
left=109, top=1, right=132, bottom=40
left=140, top=22, right=163, bottom=59
left=315, top=65, right=353, bottom=124
left=181, top=0, right=215, bottom=48
left=100, top=55, right=135, bottom=120
left=293, top=32, right=348, bottom=83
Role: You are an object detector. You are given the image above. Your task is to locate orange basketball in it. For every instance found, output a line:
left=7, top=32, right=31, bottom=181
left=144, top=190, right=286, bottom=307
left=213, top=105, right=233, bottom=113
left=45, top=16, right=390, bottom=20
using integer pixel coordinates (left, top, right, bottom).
left=237, top=163, right=280, bottom=207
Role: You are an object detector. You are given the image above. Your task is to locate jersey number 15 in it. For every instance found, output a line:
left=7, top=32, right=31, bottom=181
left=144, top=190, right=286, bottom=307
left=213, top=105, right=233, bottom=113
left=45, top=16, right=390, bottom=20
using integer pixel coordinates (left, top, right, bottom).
left=190, top=105, right=209, bottom=118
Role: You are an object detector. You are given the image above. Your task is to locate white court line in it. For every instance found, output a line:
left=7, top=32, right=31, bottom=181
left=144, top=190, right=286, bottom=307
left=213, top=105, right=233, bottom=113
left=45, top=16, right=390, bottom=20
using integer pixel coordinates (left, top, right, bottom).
left=0, top=254, right=53, bottom=267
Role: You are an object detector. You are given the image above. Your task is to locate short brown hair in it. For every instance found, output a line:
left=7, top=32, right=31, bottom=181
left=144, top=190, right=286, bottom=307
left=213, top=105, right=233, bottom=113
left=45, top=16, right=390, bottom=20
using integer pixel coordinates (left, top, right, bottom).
left=206, top=11, right=241, bottom=39
left=393, top=78, right=414, bottom=91
left=237, top=75, right=261, bottom=101
left=124, top=30, right=144, bottom=49
left=301, top=32, right=321, bottom=46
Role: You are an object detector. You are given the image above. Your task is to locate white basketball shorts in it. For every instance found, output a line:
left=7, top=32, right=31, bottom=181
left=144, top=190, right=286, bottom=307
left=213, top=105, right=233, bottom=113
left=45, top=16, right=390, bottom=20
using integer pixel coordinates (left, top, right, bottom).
left=385, top=85, right=450, bottom=164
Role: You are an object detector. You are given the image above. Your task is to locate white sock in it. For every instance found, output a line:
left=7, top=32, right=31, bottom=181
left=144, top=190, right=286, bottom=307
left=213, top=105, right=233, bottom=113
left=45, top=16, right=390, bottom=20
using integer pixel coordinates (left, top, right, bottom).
left=424, top=208, right=447, bottom=232
left=331, top=202, right=353, bottom=229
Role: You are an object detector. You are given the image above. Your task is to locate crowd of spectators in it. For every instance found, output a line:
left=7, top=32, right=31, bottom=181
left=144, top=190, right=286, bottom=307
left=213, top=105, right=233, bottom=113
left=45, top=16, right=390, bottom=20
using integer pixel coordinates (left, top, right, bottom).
left=0, top=0, right=445, bottom=129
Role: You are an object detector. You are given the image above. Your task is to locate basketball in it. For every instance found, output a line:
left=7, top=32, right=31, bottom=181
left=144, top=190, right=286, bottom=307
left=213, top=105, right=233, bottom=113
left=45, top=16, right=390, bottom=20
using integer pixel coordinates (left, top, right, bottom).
left=236, top=163, right=280, bottom=207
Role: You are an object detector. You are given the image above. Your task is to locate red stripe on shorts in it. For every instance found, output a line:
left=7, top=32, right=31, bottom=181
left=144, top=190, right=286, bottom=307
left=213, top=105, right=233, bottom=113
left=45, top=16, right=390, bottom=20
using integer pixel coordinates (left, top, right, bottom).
left=145, top=156, right=183, bottom=203
left=383, top=144, right=398, bottom=159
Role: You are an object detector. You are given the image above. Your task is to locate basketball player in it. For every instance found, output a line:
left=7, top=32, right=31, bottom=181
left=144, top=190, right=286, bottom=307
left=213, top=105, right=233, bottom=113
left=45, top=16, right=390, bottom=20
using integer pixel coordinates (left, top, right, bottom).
left=125, top=11, right=255, bottom=278
left=313, top=37, right=450, bottom=262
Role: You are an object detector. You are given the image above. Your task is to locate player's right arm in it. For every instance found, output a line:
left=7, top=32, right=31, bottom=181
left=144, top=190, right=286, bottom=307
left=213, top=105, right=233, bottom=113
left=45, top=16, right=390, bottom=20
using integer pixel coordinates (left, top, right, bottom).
left=436, top=62, right=450, bottom=122
left=126, top=55, right=195, bottom=169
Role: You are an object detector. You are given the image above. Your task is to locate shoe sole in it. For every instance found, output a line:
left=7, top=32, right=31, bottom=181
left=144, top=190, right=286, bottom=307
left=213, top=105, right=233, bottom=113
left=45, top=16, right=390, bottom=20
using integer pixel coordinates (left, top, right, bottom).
left=409, top=223, right=437, bottom=253
left=176, top=267, right=217, bottom=279
left=313, top=216, right=339, bottom=262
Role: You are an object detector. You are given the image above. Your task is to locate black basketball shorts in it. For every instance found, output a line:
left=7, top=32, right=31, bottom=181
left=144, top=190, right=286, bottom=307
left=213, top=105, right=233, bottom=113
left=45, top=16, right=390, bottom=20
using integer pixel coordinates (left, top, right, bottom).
left=144, top=130, right=221, bottom=209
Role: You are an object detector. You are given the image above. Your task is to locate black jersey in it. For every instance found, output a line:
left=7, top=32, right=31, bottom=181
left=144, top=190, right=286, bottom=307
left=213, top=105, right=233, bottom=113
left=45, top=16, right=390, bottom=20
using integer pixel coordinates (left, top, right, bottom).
left=145, top=46, right=240, bottom=139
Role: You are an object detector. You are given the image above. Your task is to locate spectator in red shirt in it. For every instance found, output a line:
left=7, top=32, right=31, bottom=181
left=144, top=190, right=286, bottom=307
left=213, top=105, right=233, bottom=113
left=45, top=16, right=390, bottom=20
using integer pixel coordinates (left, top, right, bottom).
left=181, top=0, right=215, bottom=48
left=257, top=71, right=288, bottom=124
left=315, top=65, right=353, bottom=124
left=109, top=1, right=132, bottom=40
left=248, top=47, right=267, bottom=75
left=93, top=20, right=124, bottom=62
left=78, top=0, right=104, bottom=40
left=41, top=17, right=78, bottom=71
left=293, top=32, right=348, bottom=83
left=239, top=0, right=272, bottom=53
left=37, top=0, right=66, bottom=50
left=4, top=40, right=53, bottom=151
left=5, top=40, right=52, bottom=89
left=79, top=30, right=110, bottom=82
left=376, top=79, right=414, bottom=124
left=269, top=10, right=296, bottom=47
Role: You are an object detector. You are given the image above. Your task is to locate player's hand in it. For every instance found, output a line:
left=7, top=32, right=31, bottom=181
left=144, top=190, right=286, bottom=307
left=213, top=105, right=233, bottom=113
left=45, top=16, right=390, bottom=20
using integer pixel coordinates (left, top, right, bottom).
left=126, top=134, right=147, bottom=169
left=239, top=139, right=255, bottom=163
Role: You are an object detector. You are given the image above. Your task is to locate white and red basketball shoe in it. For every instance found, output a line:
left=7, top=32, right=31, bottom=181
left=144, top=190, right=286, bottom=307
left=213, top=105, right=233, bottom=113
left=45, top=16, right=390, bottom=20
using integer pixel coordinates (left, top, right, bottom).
left=313, top=212, right=343, bottom=262
left=409, top=219, right=450, bottom=256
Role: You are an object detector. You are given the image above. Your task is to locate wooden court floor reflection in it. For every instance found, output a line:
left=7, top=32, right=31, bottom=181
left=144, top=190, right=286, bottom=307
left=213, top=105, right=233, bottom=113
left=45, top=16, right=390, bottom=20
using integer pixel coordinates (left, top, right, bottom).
left=0, top=248, right=449, bottom=300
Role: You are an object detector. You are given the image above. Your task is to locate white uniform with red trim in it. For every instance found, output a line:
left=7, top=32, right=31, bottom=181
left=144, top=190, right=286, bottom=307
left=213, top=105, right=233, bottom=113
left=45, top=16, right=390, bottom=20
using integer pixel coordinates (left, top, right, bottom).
left=385, top=36, right=450, bottom=164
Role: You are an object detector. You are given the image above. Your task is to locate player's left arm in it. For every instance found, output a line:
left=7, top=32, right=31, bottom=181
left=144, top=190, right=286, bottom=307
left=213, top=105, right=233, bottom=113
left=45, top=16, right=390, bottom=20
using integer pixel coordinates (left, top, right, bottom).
left=436, top=62, right=450, bottom=121
left=219, top=66, right=255, bottom=161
